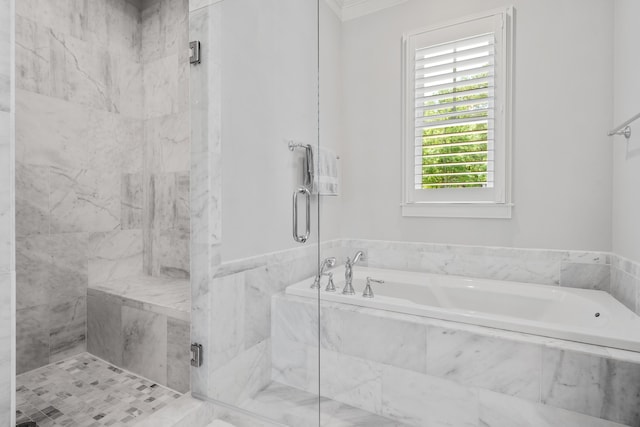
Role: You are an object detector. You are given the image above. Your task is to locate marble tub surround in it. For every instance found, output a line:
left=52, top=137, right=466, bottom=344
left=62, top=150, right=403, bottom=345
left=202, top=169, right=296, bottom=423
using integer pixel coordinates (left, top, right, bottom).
left=272, top=293, right=640, bottom=426
left=341, top=239, right=611, bottom=290
left=333, top=239, right=640, bottom=323
left=203, top=240, right=344, bottom=406
left=610, top=254, right=640, bottom=315
left=87, top=276, right=190, bottom=393
left=191, top=233, right=631, bottom=422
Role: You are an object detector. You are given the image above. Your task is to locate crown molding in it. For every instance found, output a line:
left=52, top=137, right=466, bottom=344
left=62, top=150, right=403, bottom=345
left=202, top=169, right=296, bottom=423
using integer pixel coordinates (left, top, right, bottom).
left=324, top=0, right=345, bottom=19
left=324, top=0, right=407, bottom=21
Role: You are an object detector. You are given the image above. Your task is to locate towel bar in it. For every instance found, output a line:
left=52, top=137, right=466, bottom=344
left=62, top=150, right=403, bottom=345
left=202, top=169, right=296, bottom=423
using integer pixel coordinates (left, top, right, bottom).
left=609, top=112, right=640, bottom=140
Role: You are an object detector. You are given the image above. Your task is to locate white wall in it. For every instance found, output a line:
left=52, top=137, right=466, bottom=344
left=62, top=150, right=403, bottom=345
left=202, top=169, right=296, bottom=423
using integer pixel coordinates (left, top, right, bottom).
left=319, top=0, right=344, bottom=247
left=221, top=0, right=621, bottom=259
left=612, top=0, right=640, bottom=263
left=221, top=0, right=343, bottom=261
left=339, top=0, right=614, bottom=251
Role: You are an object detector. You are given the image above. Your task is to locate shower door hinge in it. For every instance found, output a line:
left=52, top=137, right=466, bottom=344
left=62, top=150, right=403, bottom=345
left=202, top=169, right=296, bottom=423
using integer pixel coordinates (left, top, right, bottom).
left=189, top=41, right=201, bottom=65
left=190, top=343, right=203, bottom=367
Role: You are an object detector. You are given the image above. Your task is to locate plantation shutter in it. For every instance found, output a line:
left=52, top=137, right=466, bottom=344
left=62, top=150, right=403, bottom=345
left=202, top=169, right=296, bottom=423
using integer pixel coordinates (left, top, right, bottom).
left=414, top=33, right=495, bottom=190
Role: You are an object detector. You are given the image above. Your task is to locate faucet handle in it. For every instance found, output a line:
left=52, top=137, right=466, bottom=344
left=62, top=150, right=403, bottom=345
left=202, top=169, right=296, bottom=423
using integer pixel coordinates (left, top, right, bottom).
left=363, top=277, right=384, bottom=298
left=312, top=257, right=336, bottom=289
left=325, top=272, right=336, bottom=292
left=323, top=257, right=337, bottom=268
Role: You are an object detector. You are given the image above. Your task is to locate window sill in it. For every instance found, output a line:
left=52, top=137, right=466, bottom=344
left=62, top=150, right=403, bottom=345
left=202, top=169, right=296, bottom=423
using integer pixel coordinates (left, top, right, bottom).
left=401, top=202, right=513, bottom=219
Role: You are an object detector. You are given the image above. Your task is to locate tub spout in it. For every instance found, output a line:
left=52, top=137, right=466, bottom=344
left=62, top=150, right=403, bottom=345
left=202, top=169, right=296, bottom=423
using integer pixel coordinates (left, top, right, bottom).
left=343, top=251, right=366, bottom=295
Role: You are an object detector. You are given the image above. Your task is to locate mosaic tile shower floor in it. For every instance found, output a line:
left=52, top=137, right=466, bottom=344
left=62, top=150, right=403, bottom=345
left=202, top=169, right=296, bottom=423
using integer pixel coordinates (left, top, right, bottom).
left=16, top=353, right=182, bottom=427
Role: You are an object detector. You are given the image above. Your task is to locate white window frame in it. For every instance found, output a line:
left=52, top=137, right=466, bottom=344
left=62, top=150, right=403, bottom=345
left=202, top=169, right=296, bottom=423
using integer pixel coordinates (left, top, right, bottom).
left=401, top=7, right=514, bottom=219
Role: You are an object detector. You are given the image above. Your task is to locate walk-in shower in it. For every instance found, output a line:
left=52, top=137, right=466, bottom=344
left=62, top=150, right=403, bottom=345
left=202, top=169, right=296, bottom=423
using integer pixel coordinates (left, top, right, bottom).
left=14, top=0, right=191, bottom=425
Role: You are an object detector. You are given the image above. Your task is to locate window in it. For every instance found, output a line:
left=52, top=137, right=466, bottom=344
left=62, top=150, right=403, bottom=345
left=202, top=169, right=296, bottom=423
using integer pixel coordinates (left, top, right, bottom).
left=402, top=8, right=513, bottom=218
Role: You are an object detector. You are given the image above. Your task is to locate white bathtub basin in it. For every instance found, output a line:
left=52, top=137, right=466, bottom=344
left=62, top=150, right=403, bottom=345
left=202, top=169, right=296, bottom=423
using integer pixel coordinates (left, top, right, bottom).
left=286, top=266, right=640, bottom=352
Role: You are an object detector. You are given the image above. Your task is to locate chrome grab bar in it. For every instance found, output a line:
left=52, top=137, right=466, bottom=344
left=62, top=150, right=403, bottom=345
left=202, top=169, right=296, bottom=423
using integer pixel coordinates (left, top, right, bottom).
left=292, top=186, right=311, bottom=243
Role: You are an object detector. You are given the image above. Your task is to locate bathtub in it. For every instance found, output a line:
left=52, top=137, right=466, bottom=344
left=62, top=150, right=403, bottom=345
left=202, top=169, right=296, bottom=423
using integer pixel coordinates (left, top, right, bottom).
left=286, top=266, right=640, bottom=352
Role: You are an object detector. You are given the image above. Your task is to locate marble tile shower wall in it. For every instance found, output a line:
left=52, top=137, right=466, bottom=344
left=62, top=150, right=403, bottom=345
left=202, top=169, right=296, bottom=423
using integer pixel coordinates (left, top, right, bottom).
left=14, top=0, right=191, bottom=374
left=0, top=0, right=14, bottom=423
left=142, top=0, right=190, bottom=279
left=15, top=0, right=144, bottom=374
left=188, top=0, right=222, bottom=398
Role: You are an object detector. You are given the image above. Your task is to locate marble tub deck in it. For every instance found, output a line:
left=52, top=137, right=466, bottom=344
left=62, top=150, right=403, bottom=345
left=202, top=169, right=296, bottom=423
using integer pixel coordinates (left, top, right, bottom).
left=88, top=275, right=190, bottom=321
left=16, top=353, right=182, bottom=427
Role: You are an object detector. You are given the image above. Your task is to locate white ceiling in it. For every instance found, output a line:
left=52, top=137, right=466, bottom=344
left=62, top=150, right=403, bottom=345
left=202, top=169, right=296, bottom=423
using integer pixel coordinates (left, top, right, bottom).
left=325, top=0, right=409, bottom=21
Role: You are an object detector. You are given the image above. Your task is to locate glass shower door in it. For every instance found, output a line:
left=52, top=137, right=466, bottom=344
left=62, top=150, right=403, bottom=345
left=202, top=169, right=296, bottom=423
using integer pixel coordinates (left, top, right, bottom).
left=189, top=0, right=323, bottom=425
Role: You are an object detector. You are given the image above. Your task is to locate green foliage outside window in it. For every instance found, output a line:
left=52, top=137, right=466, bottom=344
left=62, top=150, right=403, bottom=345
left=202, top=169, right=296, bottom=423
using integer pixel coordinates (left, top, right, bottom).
left=419, top=78, right=490, bottom=189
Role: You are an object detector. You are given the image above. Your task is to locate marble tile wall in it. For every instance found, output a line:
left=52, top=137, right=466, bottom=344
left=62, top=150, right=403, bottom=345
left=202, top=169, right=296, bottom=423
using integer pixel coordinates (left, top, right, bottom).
left=203, top=242, right=343, bottom=405
left=142, top=0, right=191, bottom=279
left=610, top=254, right=640, bottom=316
left=338, top=239, right=640, bottom=323
left=272, top=293, right=640, bottom=426
left=342, top=238, right=639, bottom=318
left=189, top=0, right=222, bottom=398
left=15, top=0, right=191, bottom=375
left=15, top=0, right=145, bottom=373
left=0, top=0, right=14, bottom=423
left=342, top=239, right=612, bottom=290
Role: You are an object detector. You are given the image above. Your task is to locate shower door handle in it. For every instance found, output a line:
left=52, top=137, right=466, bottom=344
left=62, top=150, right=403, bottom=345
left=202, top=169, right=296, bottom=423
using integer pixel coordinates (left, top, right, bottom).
left=293, top=187, right=311, bottom=243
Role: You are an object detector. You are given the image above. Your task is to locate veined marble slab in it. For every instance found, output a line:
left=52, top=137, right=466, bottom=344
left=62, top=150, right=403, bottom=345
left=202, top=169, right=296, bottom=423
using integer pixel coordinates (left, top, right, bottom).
left=241, top=381, right=407, bottom=427
left=88, top=276, right=190, bottom=393
left=273, top=292, right=640, bottom=426
left=89, top=274, right=190, bottom=321
left=342, top=239, right=612, bottom=288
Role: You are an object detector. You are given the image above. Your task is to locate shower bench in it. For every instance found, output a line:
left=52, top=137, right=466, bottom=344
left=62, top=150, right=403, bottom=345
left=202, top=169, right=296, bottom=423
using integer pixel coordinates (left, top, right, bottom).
left=87, top=275, right=191, bottom=393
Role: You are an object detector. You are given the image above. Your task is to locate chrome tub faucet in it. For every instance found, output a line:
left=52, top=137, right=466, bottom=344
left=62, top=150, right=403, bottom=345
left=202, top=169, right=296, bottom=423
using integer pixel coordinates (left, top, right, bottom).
left=342, top=250, right=365, bottom=295
left=311, top=257, right=336, bottom=289
left=363, top=277, right=384, bottom=298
